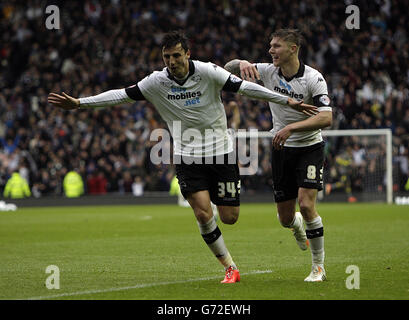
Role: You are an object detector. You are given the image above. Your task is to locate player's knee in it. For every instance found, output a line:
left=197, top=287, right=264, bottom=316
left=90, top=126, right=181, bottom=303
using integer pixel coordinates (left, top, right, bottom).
left=276, top=199, right=297, bottom=227
left=220, top=214, right=237, bottom=225
left=219, top=207, right=239, bottom=225
left=298, top=199, right=314, bottom=216
left=277, top=213, right=294, bottom=227
left=194, top=208, right=213, bottom=224
left=298, top=189, right=317, bottom=216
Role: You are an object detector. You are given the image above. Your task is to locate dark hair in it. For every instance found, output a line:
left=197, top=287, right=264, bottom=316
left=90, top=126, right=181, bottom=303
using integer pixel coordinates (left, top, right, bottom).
left=271, top=28, right=304, bottom=47
left=162, top=30, right=189, bottom=52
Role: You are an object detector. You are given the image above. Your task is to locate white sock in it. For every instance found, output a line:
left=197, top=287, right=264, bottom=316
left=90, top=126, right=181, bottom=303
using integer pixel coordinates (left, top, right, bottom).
left=211, top=202, right=218, bottom=218
left=305, top=216, right=325, bottom=265
left=198, top=216, right=236, bottom=269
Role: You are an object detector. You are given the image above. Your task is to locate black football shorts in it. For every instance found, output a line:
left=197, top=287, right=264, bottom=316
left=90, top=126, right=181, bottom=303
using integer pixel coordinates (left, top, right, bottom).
left=271, top=141, right=324, bottom=203
left=175, top=153, right=240, bottom=206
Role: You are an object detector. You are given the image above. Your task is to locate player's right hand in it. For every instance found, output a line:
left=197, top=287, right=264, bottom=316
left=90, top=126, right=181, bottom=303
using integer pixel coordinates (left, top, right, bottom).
left=48, top=92, right=79, bottom=110
left=240, top=60, right=260, bottom=82
left=287, top=98, right=318, bottom=116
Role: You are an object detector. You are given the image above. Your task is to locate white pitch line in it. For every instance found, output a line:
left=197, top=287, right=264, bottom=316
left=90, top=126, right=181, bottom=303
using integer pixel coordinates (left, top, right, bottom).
left=23, top=270, right=272, bottom=300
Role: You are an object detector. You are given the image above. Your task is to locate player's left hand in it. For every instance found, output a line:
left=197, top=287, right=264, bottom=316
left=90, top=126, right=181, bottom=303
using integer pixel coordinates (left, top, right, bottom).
left=272, top=126, right=293, bottom=150
left=287, top=98, right=318, bottom=116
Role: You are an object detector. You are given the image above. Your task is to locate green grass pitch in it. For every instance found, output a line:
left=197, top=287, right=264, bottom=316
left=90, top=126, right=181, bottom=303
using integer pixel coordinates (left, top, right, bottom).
left=1, top=202, right=408, bottom=300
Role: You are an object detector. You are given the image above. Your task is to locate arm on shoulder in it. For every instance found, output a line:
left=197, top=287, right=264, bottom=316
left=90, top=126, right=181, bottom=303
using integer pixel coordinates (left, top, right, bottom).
left=224, top=59, right=260, bottom=82
left=224, top=59, right=242, bottom=77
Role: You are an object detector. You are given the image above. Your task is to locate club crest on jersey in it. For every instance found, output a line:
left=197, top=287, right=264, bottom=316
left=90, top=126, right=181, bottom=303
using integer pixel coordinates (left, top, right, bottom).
left=160, top=81, right=173, bottom=88
left=191, top=75, right=202, bottom=82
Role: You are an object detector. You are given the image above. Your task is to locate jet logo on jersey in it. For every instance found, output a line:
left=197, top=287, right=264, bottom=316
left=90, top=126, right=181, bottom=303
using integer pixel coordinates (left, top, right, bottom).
left=279, top=79, right=292, bottom=91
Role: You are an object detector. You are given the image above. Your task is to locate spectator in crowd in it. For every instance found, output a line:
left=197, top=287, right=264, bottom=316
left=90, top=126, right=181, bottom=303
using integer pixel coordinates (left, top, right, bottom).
left=119, top=170, right=134, bottom=194
left=87, top=170, right=107, bottom=195
left=63, top=169, right=84, bottom=198
left=3, top=170, right=31, bottom=199
left=132, top=175, right=144, bottom=196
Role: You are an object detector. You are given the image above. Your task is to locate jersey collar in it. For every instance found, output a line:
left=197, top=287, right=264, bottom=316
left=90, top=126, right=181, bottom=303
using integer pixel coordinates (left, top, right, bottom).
left=278, top=61, right=305, bottom=82
left=166, top=60, right=195, bottom=86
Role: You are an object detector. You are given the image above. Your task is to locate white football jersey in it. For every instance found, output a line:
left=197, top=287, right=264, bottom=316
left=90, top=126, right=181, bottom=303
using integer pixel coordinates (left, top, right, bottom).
left=256, top=62, right=332, bottom=147
left=137, top=60, right=233, bottom=157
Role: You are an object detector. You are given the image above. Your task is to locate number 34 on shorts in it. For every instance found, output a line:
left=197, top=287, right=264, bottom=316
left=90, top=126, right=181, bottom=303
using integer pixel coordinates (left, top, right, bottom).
left=217, top=181, right=241, bottom=198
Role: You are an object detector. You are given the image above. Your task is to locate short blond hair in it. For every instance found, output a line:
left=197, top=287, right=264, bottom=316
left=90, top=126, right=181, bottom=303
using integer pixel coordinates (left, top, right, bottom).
left=271, top=28, right=303, bottom=47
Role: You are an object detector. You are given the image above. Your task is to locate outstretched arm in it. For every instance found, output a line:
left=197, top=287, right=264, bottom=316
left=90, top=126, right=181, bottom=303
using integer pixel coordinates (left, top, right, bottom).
left=224, top=62, right=317, bottom=116
left=236, top=79, right=318, bottom=116
left=48, top=88, right=135, bottom=110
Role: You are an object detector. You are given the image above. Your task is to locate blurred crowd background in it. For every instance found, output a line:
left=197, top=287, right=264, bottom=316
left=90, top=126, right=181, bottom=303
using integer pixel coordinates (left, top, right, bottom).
left=0, top=0, right=408, bottom=199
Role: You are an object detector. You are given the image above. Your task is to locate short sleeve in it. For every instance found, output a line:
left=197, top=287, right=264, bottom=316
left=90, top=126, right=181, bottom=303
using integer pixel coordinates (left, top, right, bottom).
left=125, top=84, right=145, bottom=101
left=206, top=62, right=231, bottom=88
left=310, top=73, right=331, bottom=111
left=135, top=72, right=160, bottom=102
left=309, top=72, right=328, bottom=98
left=255, top=63, right=268, bottom=83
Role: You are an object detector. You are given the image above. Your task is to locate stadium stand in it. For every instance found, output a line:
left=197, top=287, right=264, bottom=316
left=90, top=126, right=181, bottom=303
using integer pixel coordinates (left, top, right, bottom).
left=0, top=0, right=408, bottom=198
